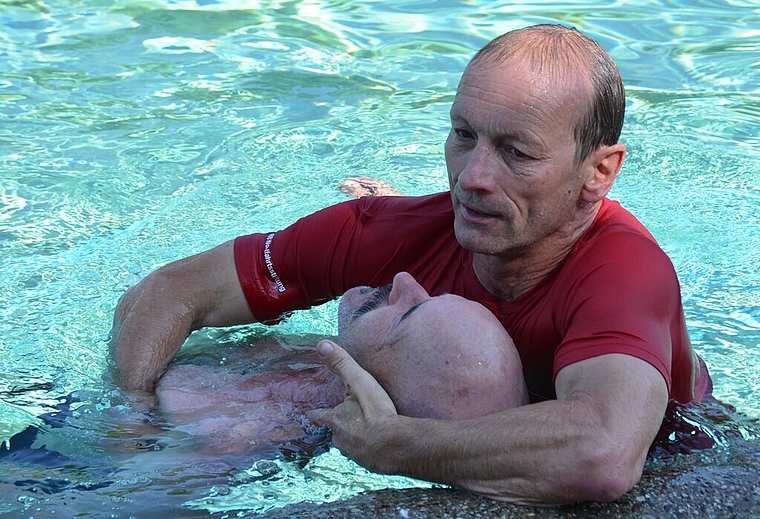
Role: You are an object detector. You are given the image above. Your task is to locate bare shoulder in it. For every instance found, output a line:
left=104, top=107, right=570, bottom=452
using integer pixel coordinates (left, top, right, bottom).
left=338, top=177, right=400, bottom=198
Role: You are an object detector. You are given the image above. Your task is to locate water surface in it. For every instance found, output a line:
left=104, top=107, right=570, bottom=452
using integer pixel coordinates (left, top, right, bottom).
left=1, top=0, right=758, bottom=516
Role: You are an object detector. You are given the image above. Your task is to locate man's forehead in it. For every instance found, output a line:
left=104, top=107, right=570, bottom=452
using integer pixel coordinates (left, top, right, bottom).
left=454, top=61, right=587, bottom=136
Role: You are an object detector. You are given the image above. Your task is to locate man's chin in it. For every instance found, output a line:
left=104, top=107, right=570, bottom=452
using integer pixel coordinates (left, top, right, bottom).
left=453, top=222, right=506, bottom=255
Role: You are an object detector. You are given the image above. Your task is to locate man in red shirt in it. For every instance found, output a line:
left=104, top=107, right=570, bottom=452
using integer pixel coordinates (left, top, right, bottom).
left=112, top=24, right=711, bottom=504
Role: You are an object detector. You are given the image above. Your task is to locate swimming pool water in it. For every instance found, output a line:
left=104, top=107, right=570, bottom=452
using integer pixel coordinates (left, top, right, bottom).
left=1, top=0, right=758, bottom=516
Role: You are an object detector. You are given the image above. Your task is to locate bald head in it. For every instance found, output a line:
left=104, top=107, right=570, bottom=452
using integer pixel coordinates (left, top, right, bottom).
left=338, top=272, right=528, bottom=420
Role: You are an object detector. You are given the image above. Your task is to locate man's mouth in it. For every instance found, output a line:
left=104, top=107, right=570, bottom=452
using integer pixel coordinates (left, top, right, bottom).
left=351, top=284, right=392, bottom=320
left=460, top=201, right=500, bottom=220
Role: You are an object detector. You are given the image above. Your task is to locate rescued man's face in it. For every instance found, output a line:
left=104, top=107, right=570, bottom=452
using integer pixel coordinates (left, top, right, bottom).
left=337, top=272, right=527, bottom=418
left=337, top=272, right=499, bottom=364
left=337, top=271, right=430, bottom=362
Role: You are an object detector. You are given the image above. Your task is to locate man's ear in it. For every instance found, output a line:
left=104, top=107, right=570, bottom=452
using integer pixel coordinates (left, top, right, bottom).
left=580, top=143, right=626, bottom=204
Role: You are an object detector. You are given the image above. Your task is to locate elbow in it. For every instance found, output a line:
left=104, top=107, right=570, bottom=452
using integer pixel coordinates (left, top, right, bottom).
left=574, top=445, right=644, bottom=502
left=582, top=467, right=640, bottom=503
left=459, top=448, right=643, bottom=506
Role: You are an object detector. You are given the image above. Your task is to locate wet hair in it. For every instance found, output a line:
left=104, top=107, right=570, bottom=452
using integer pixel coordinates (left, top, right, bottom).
left=469, top=24, right=625, bottom=166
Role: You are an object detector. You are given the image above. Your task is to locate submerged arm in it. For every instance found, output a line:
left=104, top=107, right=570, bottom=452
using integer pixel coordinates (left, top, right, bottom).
left=110, top=240, right=255, bottom=396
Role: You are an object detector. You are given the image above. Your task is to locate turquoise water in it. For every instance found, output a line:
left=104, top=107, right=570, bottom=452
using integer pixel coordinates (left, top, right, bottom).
left=1, top=0, right=759, bottom=516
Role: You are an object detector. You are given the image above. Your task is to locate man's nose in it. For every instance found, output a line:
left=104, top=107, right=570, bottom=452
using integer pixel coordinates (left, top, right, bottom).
left=454, top=144, right=497, bottom=192
left=388, top=272, right=428, bottom=306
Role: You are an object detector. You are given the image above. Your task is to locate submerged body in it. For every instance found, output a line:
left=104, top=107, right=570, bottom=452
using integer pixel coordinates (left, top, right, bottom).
left=156, top=342, right=343, bottom=455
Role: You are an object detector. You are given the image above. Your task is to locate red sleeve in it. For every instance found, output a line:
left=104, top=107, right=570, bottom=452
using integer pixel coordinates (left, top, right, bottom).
left=552, top=229, right=681, bottom=395
left=233, top=199, right=364, bottom=323
left=233, top=193, right=454, bottom=323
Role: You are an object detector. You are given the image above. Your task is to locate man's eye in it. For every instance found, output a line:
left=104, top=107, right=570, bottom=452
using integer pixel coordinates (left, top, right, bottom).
left=505, top=147, right=531, bottom=160
left=454, top=129, right=475, bottom=140
left=398, top=303, right=422, bottom=324
left=510, top=148, right=528, bottom=159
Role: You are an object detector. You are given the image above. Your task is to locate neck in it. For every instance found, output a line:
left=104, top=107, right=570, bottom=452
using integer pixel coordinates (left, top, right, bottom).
left=473, top=202, right=601, bottom=301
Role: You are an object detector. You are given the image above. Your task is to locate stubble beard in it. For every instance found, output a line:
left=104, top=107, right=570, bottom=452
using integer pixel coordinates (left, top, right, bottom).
left=452, top=207, right=519, bottom=258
